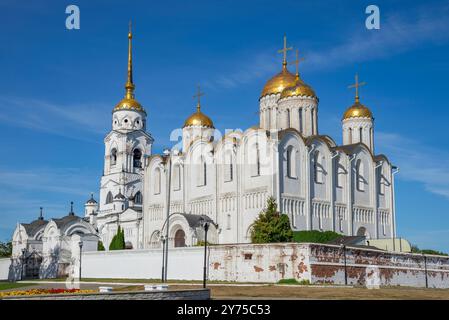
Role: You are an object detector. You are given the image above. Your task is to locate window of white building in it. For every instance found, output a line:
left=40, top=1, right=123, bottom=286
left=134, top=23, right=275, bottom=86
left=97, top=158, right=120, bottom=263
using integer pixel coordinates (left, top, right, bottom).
left=314, top=151, right=324, bottom=184
left=110, top=148, right=117, bottom=166
left=197, top=156, right=207, bottom=186
left=173, top=164, right=181, bottom=191
left=356, top=159, right=365, bottom=192
left=286, top=146, right=297, bottom=179
left=106, top=191, right=113, bottom=204
left=251, top=143, right=261, bottom=177
left=224, top=152, right=233, bottom=182
left=154, top=167, right=161, bottom=194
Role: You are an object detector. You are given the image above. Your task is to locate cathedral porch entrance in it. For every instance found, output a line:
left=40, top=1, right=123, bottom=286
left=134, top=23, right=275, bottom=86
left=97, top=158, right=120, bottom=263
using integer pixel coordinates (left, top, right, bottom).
left=23, top=251, right=42, bottom=279
left=174, top=229, right=186, bottom=247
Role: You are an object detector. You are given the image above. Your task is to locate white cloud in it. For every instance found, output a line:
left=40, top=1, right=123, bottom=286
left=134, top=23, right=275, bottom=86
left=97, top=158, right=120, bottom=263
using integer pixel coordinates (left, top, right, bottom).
left=377, top=132, right=449, bottom=200
left=0, top=96, right=109, bottom=142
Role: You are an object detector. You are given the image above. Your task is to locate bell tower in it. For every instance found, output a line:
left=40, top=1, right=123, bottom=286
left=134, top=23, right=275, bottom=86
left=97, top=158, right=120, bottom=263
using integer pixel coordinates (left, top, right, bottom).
left=98, top=23, right=153, bottom=216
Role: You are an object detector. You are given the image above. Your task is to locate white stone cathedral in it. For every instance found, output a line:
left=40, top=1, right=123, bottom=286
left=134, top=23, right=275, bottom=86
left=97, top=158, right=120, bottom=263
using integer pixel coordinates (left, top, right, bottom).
left=88, top=31, right=397, bottom=250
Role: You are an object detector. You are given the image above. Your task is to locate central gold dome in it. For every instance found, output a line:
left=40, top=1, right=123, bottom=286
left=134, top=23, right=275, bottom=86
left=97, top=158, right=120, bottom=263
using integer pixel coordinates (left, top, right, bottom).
left=280, top=75, right=316, bottom=99
left=114, top=97, right=145, bottom=113
left=184, top=104, right=214, bottom=128
left=261, top=65, right=296, bottom=98
left=343, top=101, right=373, bottom=120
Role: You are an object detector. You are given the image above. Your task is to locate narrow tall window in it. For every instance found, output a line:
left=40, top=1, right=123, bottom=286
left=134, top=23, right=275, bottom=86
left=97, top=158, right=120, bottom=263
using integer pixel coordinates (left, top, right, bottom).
left=110, top=148, right=117, bottom=166
left=299, top=109, right=303, bottom=133
left=226, top=214, right=231, bottom=230
left=133, top=149, right=142, bottom=168
left=134, top=191, right=142, bottom=204
left=359, top=127, right=363, bottom=143
left=173, top=164, right=181, bottom=191
left=287, top=146, right=297, bottom=178
left=251, top=143, right=260, bottom=177
left=379, top=171, right=385, bottom=195
left=197, top=156, right=207, bottom=186
left=335, top=157, right=343, bottom=188
left=154, top=167, right=161, bottom=194
left=348, top=128, right=352, bottom=143
left=314, top=151, right=324, bottom=184
left=286, top=109, right=291, bottom=128
left=224, top=152, right=233, bottom=182
left=356, top=159, right=365, bottom=192
left=106, top=191, right=113, bottom=204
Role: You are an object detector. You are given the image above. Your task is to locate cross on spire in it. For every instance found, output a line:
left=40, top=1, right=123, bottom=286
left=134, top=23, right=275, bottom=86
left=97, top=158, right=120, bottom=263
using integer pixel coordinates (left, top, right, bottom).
left=348, top=73, right=366, bottom=103
left=193, top=84, right=205, bottom=112
left=125, top=20, right=135, bottom=99
left=289, top=49, right=305, bottom=78
left=278, top=34, right=293, bottom=68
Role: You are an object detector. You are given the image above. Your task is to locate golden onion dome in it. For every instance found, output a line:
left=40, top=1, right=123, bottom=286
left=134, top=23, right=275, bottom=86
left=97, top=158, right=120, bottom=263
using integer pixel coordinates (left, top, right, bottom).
left=113, top=97, right=145, bottom=113
left=280, top=75, right=316, bottom=99
left=343, top=101, right=373, bottom=120
left=261, top=65, right=296, bottom=98
left=184, top=103, right=214, bottom=128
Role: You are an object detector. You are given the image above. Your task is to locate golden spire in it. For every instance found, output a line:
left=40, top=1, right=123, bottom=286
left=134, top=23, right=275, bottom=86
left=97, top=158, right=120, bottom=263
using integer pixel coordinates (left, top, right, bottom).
left=278, top=34, right=293, bottom=69
left=348, top=73, right=366, bottom=104
left=125, top=21, right=135, bottom=99
left=193, top=84, right=205, bottom=112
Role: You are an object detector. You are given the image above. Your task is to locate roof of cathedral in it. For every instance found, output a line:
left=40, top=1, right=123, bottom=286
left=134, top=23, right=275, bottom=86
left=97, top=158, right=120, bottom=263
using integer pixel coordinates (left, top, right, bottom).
left=261, top=65, right=296, bottom=98
left=183, top=103, right=214, bottom=128
left=22, top=219, right=48, bottom=237
left=175, top=213, right=216, bottom=228
left=113, top=24, right=146, bottom=115
left=280, top=75, right=316, bottom=99
left=114, top=191, right=126, bottom=200
left=85, top=193, right=97, bottom=204
left=342, top=101, right=373, bottom=120
left=53, top=214, right=83, bottom=229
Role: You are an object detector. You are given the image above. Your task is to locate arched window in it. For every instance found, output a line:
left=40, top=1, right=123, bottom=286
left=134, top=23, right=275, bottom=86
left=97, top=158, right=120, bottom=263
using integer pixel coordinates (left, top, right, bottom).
left=251, top=143, right=261, bottom=177
left=134, top=191, right=142, bottom=204
left=298, top=109, right=303, bottom=133
left=356, top=159, right=365, bottom=192
left=224, top=152, right=233, bottom=182
left=133, top=149, right=142, bottom=168
left=110, top=148, right=117, bottom=166
left=359, top=127, right=363, bottom=143
left=173, top=164, right=181, bottom=191
left=335, top=157, right=344, bottom=188
left=154, top=167, right=161, bottom=194
left=348, top=128, right=352, bottom=143
left=379, top=169, right=385, bottom=195
left=286, top=146, right=297, bottom=178
left=106, top=191, right=113, bottom=204
left=226, top=214, right=231, bottom=230
left=314, top=151, right=324, bottom=184
left=197, top=156, right=206, bottom=186
left=286, top=109, right=291, bottom=128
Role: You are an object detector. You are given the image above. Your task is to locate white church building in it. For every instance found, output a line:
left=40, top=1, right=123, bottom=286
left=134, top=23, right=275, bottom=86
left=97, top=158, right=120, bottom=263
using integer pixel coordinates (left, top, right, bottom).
left=13, top=29, right=398, bottom=257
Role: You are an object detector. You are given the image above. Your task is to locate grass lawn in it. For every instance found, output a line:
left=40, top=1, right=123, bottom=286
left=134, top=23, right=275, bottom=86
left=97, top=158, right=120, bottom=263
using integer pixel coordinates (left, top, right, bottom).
left=0, top=282, right=36, bottom=291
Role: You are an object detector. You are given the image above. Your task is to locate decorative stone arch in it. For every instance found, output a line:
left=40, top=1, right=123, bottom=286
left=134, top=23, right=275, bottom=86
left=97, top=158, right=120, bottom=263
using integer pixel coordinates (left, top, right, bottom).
left=245, top=224, right=254, bottom=243
left=356, top=226, right=371, bottom=239
left=149, top=230, right=161, bottom=248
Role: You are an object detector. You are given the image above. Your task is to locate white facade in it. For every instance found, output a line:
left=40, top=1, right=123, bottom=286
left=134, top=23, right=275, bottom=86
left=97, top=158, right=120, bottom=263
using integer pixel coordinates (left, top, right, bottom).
left=142, top=65, right=396, bottom=248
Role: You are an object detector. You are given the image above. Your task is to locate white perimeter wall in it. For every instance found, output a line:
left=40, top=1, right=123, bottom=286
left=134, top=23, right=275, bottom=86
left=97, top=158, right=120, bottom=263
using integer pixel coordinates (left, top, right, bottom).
left=0, top=258, right=11, bottom=280
left=82, top=247, right=204, bottom=280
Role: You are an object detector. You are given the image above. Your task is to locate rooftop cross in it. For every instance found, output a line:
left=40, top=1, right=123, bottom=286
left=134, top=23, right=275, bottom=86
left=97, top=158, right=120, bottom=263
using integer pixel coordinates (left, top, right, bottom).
left=278, top=34, right=293, bottom=68
left=193, top=85, right=205, bottom=112
left=289, top=49, right=305, bottom=78
left=348, top=73, right=366, bottom=103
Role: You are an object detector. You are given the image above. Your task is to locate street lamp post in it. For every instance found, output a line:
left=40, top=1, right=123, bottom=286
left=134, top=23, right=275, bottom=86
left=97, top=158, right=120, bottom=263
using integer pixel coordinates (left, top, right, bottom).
left=162, top=148, right=173, bottom=283
left=78, top=241, right=83, bottom=283
left=20, top=248, right=26, bottom=281
left=160, top=235, right=166, bottom=282
left=199, top=217, right=210, bottom=289
left=340, top=244, right=348, bottom=286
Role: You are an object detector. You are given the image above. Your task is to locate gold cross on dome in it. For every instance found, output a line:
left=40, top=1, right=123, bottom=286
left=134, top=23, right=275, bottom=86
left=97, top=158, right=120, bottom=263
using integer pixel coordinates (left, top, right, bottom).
left=193, top=85, right=205, bottom=111
left=348, top=73, right=366, bottom=103
left=289, top=49, right=305, bottom=76
left=278, top=34, right=293, bottom=66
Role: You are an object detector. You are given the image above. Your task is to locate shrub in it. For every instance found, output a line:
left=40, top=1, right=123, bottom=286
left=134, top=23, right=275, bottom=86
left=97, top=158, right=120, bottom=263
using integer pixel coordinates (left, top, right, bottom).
left=97, top=241, right=105, bottom=251
left=0, top=241, right=12, bottom=257
left=277, top=278, right=311, bottom=285
left=293, top=230, right=342, bottom=244
left=251, top=197, right=293, bottom=243
left=411, top=245, right=448, bottom=256
left=109, top=226, right=125, bottom=250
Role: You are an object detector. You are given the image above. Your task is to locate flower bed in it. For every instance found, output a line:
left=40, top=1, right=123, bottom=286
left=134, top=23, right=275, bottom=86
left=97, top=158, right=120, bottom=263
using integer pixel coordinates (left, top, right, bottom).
left=0, top=288, right=96, bottom=298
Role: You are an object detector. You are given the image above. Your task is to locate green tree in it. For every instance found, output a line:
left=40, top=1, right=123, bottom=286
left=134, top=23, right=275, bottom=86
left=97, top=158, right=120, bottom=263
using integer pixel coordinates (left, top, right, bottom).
left=293, top=230, right=342, bottom=243
left=411, top=245, right=448, bottom=256
left=97, top=240, right=105, bottom=251
left=0, top=241, right=12, bottom=257
left=251, top=197, right=293, bottom=243
left=109, top=226, right=126, bottom=250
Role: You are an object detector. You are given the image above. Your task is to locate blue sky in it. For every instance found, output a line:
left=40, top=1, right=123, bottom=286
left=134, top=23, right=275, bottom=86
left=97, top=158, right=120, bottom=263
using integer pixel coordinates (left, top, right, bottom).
left=0, top=0, right=449, bottom=251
